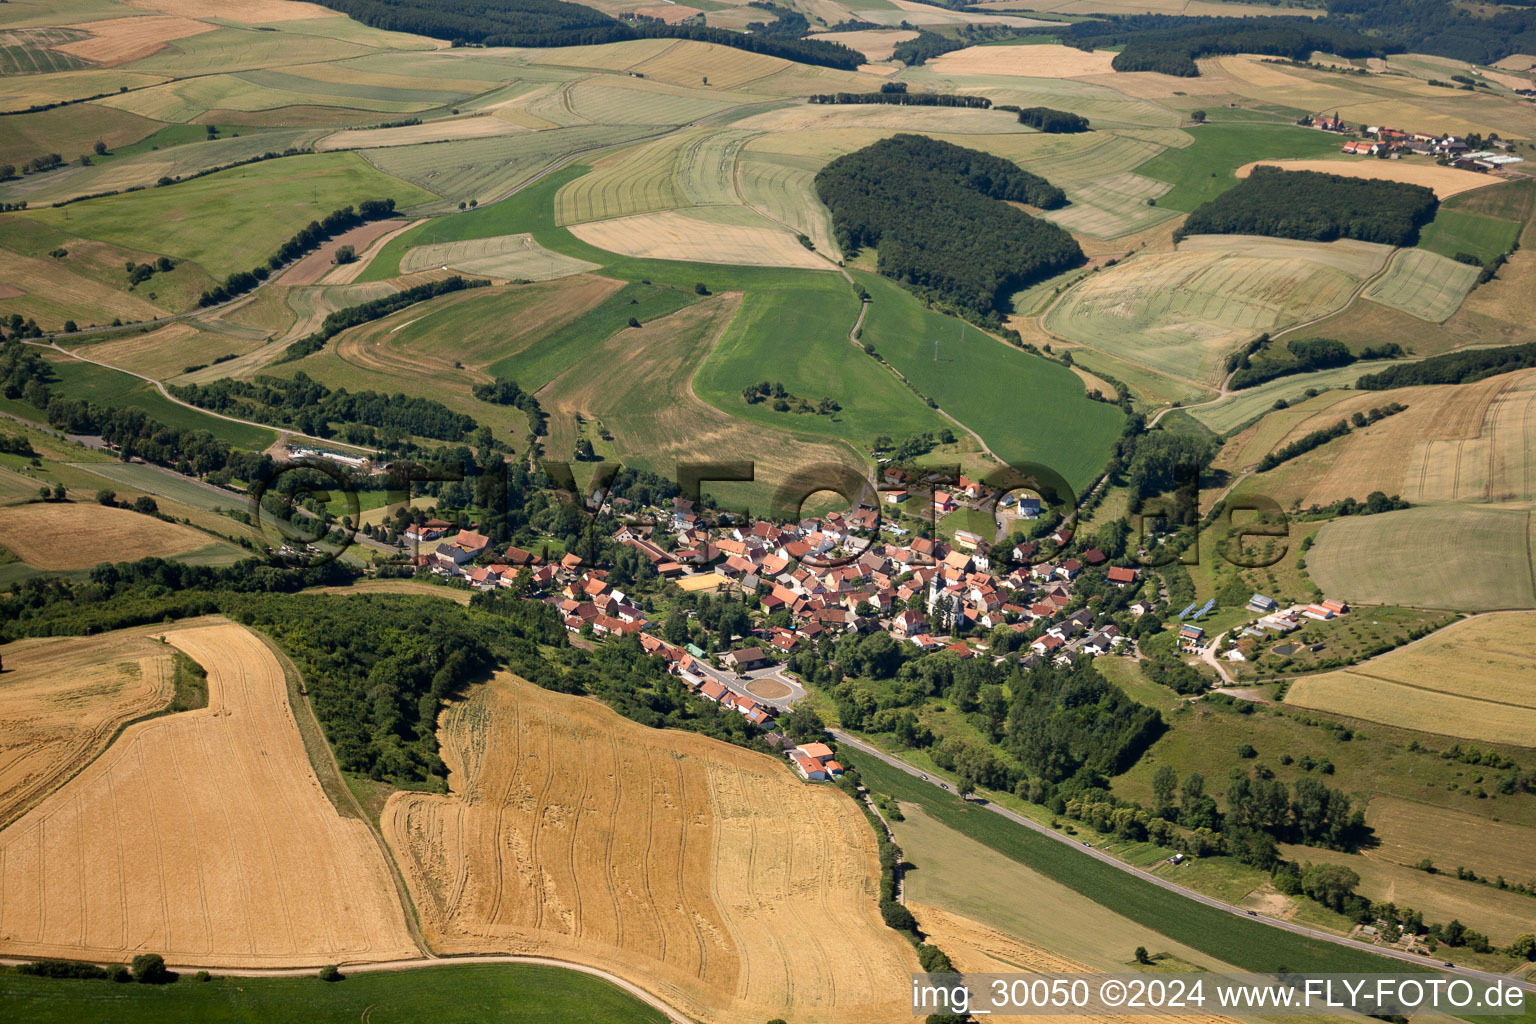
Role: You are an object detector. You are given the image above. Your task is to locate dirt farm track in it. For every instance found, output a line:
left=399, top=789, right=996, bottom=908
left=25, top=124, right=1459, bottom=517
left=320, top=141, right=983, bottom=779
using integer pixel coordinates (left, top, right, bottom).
left=0, top=620, right=418, bottom=967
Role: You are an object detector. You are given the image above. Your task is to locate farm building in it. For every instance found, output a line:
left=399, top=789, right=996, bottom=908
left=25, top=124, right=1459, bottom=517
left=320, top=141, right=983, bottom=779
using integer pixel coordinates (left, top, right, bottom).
left=721, top=646, right=769, bottom=671
left=788, top=743, right=842, bottom=781
left=1178, top=624, right=1207, bottom=652
left=1248, top=593, right=1278, bottom=613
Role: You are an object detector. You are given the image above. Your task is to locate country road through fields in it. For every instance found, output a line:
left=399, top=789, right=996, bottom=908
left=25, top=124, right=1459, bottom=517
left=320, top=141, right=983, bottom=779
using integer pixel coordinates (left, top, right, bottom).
left=829, top=729, right=1536, bottom=992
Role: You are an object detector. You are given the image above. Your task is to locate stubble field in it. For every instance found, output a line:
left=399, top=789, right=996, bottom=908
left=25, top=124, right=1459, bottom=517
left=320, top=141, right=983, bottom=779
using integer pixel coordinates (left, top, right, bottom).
left=1044, top=236, right=1391, bottom=390
left=1283, top=611, right=1536, bottom=746
left=1306, top=504, right=1536, bottom=613
left=0, top=621, right=419, bottom=966
left=381, top=674, right=917, bottom=1024
left=0, top=502, right=236, bottom=569
left=0, top=629, right=174, bottom=829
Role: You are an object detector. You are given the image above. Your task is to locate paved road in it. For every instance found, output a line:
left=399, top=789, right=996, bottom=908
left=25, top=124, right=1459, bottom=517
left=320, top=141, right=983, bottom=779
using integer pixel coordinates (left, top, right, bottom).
left=0, top=953, right=689, bottom=1023
left=829, top=729, right=1536, bottom=992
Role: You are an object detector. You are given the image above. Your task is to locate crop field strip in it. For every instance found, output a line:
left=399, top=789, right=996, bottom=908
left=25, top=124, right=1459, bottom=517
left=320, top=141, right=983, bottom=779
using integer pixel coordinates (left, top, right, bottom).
left=570, top=206, right=831, bottom=269
left=0, top=629, right=176, bottom=830
left=1044, top=236, right=1390, bottom=390
left=0, top=620, right=419, bottom=967
left=382, top=674, right=916, bottom=1024
left=1306, top=504, right=1536, bottom=613
left=537, top=293, right=870, bottom=513
left=398, top=233, right=600, bottom=280
left=1363, top=248, right=1480, bottom=322
left=1229, top=374, right=1516, bottom=508
left=1365, top=794, right=1536, bottom=888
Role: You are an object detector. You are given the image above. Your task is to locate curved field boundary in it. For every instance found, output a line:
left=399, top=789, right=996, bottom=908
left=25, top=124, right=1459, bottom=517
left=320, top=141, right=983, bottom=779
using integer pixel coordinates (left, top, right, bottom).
left=382, top=673, right=918, bottom=1024
left=0, top=620, right=419, bottom=967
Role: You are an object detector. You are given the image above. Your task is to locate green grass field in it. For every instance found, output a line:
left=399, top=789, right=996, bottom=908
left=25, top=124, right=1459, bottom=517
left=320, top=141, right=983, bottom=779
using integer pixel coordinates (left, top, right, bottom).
left=0, top=963, right=667, bottom=1024
left=487, top=280, right=699, bottom=386
left=1362, top=248, right=1479, bottom=322
left=44, top=360, right=277, bottom=451
left=855, top=756, right=1416, bottom=976
left=1307, top=504, right=1536, bottom=611
left=692, top=274, right=951, bottom=450
left=1417, top=208, right=1521, bottom=264
left=854, top=272, right=1122, bottom=493
left=27, top=153, right=435, bottom=280
left=1134, top=123, right=1344, bottom=212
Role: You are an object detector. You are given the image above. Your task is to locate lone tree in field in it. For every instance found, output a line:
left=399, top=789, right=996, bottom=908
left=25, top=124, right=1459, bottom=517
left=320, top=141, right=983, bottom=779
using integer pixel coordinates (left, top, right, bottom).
left=694, top=281, right=709, bottom=295
left=1134, top=946, right=1151, bottom=965
left=131, top=953, right=169, bottom=984
left=334, top=244, right=356, bottom=265
left=1191, top=110, right=1207, bottom=123
left=319, top=964, right=343, bottom=982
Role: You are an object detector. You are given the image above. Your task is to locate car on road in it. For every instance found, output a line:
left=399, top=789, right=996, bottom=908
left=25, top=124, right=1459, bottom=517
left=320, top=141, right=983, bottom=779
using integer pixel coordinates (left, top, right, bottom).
left=919, top=774, right=928, bottom=781
left=1081, top=841, right=1091, bottom=847
left=1247, top=910, right=1257, bottom=916
left=1443, top=963, right=1454, bottom=968
left=939, top=782, right=948, bottom=790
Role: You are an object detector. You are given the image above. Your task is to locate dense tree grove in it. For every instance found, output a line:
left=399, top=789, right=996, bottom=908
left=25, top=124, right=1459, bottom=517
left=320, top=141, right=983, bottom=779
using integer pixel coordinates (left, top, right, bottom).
left=1326, top=0, right=1536, bottom=65
left=1062, top=15, right=1391, bottom=76
left=1357, top=340, right=1536, bottom=389
left=815, top=135, right=1080, bottom=321
left=311, top=0, right=863, bottom=69
left=1017, top=106, right=1090, bottom=133
left=171, top=372, right=477, bottom=443
left=198, top=199, right=397, bottom=307
left=1179, top=166, right=1438, bottom=246
left=279, top=276, right=487, bottom=361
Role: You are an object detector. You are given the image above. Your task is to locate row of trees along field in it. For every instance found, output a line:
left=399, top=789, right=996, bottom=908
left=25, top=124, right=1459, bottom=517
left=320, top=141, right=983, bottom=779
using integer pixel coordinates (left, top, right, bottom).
left=311, top=0, right=862, bottom=69
left=198, top=199, right=397, bottom=307
left=278, top=276, right=487, bottom=361
left=1016, top=106, right=1091, bottom=133
left=1177, top=166, right=1438, bottom=246
left=1358, top=340, right=1536, bottom=388
left=1062, top=15, right=1391, bottom=76
left=170, top=372, right=476, bottom=443
left=815, top=134, right=1080, bottom=321
left=808, top=83, right=993, bottom=108
left=1227, top=335, right=1403, bottom=390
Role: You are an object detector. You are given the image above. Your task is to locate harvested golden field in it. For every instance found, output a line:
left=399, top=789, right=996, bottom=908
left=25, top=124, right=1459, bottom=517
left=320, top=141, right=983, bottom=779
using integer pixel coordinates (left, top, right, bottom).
left=382, top=674, right=916, bottom=1024
left=0, top=621, right=419, bottom=966
left=0, top=248, right=166, bottom=330
left=1365, top=796, right=1536, bottom=887
left=315, top=115, right=526, bottom=151
left=627, top=39, right=789, bottom=89
left=1404, top=370, right=1536, bottom=504
left=814, top=29, right=918, bottom=63
left=1285, top=611, right=1536, bottom=747
left=0, top=628, right=175, bottom=829
left=571, top=208, right=832, bottom=269
left=73, top=322, right=263, bottom=380
left=925, top=43, right=1117, bottom=78
left=122, top=0, right=343, bottom=22
left=54, top=15, right=213, bottom=65
left=1233, top=372, right=1515, bottom=507
left=399, top=233, right=600, bottom=280
left=1235, top=158, right=1501, bottom=199
left=0, top=502, right=222, bottom=569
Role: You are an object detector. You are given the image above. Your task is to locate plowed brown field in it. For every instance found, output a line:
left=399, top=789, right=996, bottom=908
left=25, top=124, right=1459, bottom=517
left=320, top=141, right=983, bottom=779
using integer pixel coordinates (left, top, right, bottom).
left=382, top=675, right=917, bottom=1024
left=0, top=621, right=418, bottom=966
left=0, top=628, right=174, bottom=829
